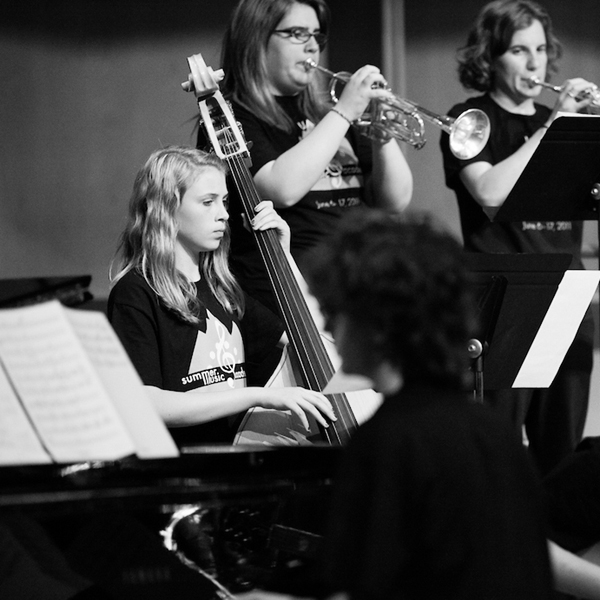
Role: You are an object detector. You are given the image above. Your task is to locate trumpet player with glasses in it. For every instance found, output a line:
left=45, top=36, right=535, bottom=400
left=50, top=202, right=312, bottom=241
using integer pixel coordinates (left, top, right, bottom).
left=201, top=0, right=412, bottom=312
left=440, top=0, right=597, bottom=478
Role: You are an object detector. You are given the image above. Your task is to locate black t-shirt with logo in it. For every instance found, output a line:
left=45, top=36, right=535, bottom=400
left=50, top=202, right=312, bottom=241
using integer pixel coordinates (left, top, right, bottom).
left=108, top=270, right=283, bottom=444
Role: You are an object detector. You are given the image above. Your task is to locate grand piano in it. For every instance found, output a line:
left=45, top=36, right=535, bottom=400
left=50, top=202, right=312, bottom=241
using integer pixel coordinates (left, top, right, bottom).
left=0, top=444, right=342, bottom=599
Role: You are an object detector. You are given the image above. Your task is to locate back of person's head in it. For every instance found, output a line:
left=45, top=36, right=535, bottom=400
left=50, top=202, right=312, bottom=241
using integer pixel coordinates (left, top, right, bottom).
left=457, top=0, right=562, bottom=92
left=221, top=0, right=330, bottom=131
left=306, top=210, right=477, bottom=389
left=111, top=146, right=242, bottom=324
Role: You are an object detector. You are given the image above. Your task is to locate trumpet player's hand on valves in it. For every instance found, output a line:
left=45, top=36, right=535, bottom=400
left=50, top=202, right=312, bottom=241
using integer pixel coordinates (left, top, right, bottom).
left=333, top=64, right=393, bottom=125
left=551, top=77, right=598, bottom=119
left=525, top=76, right=600, bottom=123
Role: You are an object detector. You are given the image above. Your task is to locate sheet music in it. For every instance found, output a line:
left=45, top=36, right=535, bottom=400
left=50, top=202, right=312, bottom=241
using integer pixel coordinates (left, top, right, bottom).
left=0, top=361, right=52, bottom=465
left=65, top=308, right=179, bottom=458
left=513, top=270, right=600, bottom=388
left=0, top=301, right=136, bottom=463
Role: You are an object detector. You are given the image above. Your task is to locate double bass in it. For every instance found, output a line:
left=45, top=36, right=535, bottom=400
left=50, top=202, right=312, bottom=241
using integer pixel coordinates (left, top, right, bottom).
left=182, top=54, right=381, bottom=446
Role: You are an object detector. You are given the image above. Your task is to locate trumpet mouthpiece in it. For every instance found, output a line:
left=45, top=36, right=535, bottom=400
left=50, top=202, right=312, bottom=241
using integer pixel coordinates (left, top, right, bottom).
left=526, top=76, right=541, bottom=87
left=304, top=58, right=318, bottom=70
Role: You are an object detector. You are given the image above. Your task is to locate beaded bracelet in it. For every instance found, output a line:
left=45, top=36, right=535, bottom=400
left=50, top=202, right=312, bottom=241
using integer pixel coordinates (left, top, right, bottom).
left=330, top=107, right=353, bottom=125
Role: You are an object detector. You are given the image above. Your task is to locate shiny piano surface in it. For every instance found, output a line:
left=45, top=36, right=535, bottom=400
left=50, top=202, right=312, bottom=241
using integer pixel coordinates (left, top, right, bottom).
left=0, top=444, right=341, bottom=513
left=0, top=444, right=342, bottom=599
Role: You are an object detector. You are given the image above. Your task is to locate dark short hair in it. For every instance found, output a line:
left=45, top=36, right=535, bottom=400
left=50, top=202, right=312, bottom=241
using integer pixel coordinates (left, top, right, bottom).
left=457, top=0, right=562, bottom=92
left=305, top=210, right=477, bottom=389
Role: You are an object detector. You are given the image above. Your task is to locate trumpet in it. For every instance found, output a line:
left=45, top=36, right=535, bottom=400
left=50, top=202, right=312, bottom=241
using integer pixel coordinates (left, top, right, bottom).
left=526, top=76, right=600, bottom=109
left=304, top=59, right=490, bottom=160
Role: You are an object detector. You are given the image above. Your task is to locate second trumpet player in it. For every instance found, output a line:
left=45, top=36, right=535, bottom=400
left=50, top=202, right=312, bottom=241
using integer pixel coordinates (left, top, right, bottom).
left=440, top=0, right=596, bottom=482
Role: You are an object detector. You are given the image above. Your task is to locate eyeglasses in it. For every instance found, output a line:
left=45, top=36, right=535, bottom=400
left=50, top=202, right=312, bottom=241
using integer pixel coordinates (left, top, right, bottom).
left=272, top=27, right=328, bottom=49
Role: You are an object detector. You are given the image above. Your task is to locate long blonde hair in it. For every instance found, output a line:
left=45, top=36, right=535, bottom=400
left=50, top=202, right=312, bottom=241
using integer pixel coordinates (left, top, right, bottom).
left=111, top=146, right=245, bottom=324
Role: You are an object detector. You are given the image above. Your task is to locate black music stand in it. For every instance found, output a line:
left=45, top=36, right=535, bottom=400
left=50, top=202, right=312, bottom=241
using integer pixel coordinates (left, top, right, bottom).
left=465, top=253, right=573, bottom=397
left=494, top=114, right=600, bottom=224
left=467, top=114, right=600, bottom=399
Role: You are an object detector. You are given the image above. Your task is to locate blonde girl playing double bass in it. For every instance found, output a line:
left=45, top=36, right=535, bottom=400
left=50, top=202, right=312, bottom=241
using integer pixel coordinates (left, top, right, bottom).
left=108, top=146, right=334, bottom=446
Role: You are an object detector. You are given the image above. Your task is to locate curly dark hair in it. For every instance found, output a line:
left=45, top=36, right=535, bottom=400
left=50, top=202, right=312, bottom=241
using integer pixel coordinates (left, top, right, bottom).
left=457, top=0, right=562, bottom=92
left=305, top=210, right=478, bottom=389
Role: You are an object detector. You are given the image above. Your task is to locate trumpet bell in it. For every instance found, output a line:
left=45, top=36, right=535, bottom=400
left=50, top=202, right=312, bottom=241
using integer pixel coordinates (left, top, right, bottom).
left=450, top=108, right=491, bottom=160
left=370, top=98, right=490, bottom=160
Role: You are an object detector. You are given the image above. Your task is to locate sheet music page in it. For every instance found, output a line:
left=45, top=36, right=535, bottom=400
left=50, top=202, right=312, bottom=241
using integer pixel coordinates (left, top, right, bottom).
left=0, top=362, right=52, bottom=465
left=65, top=308, right=179, bottom=458
left=0, top=301, right=136, bottom=463
left=513, top=270, right=600, bottom=388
